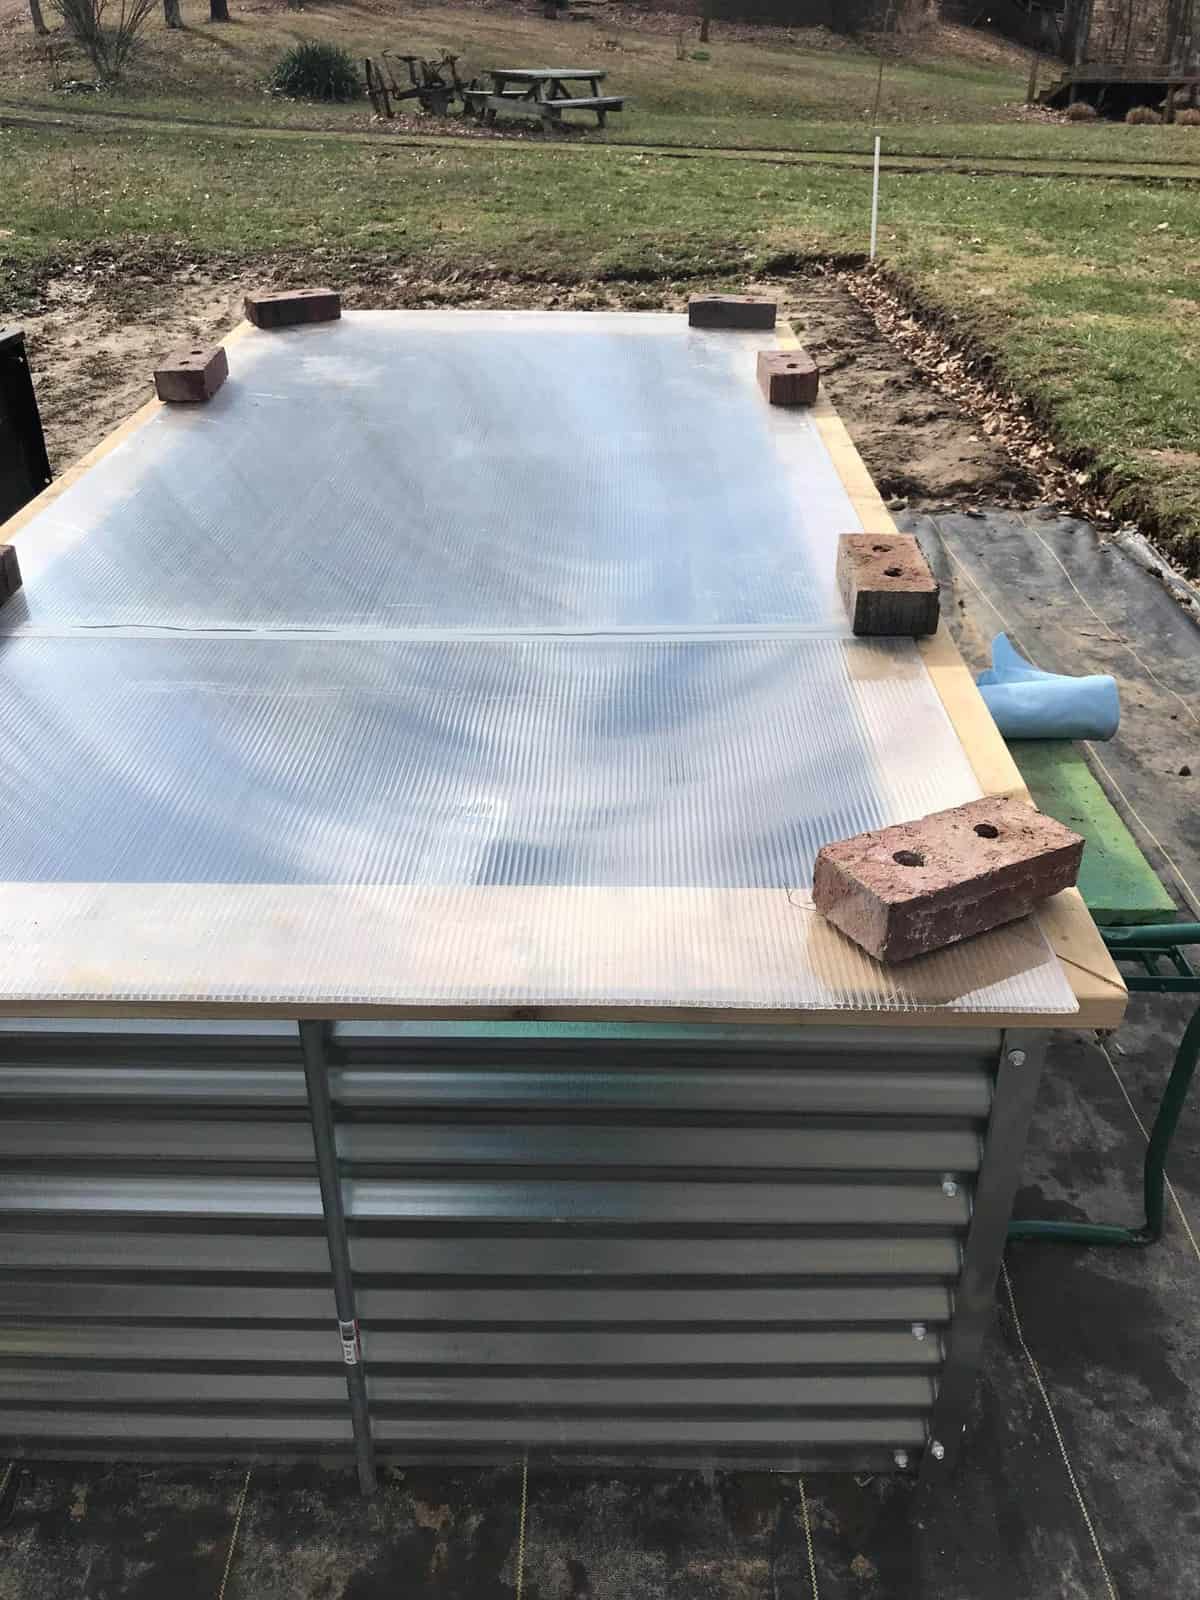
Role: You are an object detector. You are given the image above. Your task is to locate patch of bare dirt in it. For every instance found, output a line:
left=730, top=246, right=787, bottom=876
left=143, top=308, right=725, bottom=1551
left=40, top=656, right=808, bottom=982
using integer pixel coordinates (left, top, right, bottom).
left=787, top=271, right=1040, bottom=510
left=838, top=265, right=1120, bottom=521
left=854, top=16, right=1031, bottom=72
left=12, top=248, right=669, bottom=469
left=19, top=261, right=246, bottom=474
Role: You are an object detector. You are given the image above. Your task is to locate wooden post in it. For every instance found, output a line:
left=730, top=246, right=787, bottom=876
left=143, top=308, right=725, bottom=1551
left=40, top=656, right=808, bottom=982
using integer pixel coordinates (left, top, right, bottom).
left=1025, top=51, right=1040, bottom=104
left=1073, top=0, right=1093, bottom=66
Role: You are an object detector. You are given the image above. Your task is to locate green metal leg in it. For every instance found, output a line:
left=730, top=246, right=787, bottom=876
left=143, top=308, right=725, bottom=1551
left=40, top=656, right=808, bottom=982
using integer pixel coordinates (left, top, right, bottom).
left=1141, top=1003, right=1200, bottom=1241
left=1008, top=924, right=1200, bottom=1249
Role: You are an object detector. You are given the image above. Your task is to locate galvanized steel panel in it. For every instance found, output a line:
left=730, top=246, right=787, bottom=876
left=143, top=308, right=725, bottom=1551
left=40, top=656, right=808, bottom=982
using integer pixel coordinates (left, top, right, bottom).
left=0, top=1020, right=993, bottom=1464
left=2, top=1281, right=954, bottom=1325
left=0, top=1229, right=964, bottom=1280
left=0, top=1371, right=938, bottom=1411
left=0, top=1174, right=971, bottom=1226
left=0, top=1118, right=982, bottom=1174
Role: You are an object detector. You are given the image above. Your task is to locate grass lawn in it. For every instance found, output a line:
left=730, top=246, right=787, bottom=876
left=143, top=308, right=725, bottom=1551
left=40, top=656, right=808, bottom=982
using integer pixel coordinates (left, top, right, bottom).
left=2, top=1, right=1199, bottom=568
left=8, top=0, right=1200, bottom=165
left=1, top=0, right=1022, bottom=135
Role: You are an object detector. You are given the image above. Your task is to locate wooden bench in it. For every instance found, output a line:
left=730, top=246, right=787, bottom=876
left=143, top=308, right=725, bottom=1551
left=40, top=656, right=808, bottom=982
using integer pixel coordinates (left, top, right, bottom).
left=541, top=93, right=624, bottom=126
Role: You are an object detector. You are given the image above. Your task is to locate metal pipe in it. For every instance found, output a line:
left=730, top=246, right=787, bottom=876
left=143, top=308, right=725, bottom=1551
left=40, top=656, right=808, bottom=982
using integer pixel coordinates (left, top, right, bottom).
left=1007, top=1003, right=1200, bottom=1248
left=1103, top=922, right=1200, bottom=954
left=1142, top=1004, right=1200, bottom=1239
left=1008, top=924, right=1200, bottom=1249
left=917, top=1030, right=1047, bottom=1496
left=299, top=1020, right=377, bottom=1494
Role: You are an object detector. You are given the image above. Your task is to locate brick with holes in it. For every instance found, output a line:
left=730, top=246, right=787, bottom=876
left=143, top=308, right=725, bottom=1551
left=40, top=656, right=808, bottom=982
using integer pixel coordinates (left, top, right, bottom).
left=812, top=795, right=1084, bottom=963
left=687, top=295, right=777, bottom=330
left=757, top=348, right=819, bottom=406
left=837, top=531, right=939, bottom=636
left=153, top=344, right=229, bottom=404
left=244, top=288, right=342, bottom=330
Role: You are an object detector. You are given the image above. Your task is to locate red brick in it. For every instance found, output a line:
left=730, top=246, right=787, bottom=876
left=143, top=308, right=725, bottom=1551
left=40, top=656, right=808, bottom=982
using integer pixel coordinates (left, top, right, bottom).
left=0, top=544, right=21, bottom=602
left=837, top=532, right=939, bottom=637
left=757, top=348, right=819, bottom=406
left=153, top=345, right=229, bottom=405
left=244, top=288, right=342, bottom=330
left=687, top=295, right=777, bottom=330
left=813, top=795, right=1084, bottom=964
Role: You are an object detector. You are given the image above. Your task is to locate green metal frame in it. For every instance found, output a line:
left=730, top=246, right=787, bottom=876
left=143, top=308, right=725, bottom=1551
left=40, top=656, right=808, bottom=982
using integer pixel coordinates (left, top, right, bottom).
left=1008, top=923, right=1200, bottom=1248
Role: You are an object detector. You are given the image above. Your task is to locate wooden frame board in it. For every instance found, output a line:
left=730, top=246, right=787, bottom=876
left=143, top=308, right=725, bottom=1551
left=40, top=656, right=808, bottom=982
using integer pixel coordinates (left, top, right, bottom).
left=0, top=315, right=1125, bottom=1029
left=794, top=342, right=1125, bottom=1029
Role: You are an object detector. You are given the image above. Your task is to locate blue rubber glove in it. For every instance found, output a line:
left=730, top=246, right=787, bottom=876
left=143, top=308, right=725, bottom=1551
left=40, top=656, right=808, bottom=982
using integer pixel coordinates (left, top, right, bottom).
left=976, top=634, right=1120, bottom=741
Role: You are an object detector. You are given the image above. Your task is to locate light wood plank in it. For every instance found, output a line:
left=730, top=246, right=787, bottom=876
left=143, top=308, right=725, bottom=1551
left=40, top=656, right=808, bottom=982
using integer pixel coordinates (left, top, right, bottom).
left=800, top=337, right=1126, bottom=1027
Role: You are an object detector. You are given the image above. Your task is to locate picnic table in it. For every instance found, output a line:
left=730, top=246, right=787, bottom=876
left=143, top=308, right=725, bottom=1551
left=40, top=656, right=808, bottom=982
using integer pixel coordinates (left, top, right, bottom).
left=463, top=66, right=624, bottom=129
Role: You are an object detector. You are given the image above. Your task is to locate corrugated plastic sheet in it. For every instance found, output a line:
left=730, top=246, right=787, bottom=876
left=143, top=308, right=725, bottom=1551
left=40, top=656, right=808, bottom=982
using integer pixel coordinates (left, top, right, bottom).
left=0, top=311, right=1075, bottom=1015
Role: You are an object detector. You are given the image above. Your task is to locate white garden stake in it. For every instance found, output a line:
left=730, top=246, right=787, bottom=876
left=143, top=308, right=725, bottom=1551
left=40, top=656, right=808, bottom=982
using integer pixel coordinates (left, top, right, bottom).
left=870, top=135, right=881, bottom=261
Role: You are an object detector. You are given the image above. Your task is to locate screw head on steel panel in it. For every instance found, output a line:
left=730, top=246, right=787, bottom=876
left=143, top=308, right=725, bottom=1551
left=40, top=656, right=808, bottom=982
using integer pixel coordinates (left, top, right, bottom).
left=911, top=1322, right=927, bottom=1341
left=1007, top=1049, right=1027, bottom=1067
left=893, top=1450, right=909, bottom=1470
left=941, top=1177, right=958, bottom=1198
left=930, top=1441, right=946, bottom=1461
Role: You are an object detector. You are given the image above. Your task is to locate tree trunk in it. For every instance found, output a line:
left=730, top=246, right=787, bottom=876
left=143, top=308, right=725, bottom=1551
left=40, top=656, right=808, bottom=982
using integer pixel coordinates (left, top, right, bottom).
left=1025, top=51, right=1039, bottom=105
left=210, top=0, right=229, bottom=20
left=28, top=0, right=48, bottom=34
left=699, top=7, right=710, bottom=42
left=1071, top=0, right=1093, bottom=65
left=164, top=0, right=182, bottom=27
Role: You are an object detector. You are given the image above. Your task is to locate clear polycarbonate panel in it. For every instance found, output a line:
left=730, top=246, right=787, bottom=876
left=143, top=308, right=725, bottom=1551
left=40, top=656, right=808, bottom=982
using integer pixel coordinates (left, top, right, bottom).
left=0, top=311, right=1077, bottom=1015
left=6, top=313, right=858, bottom=633
left=0, top=634, right=973, bottom=887
left=0, top=626, right=1074, bottom=1013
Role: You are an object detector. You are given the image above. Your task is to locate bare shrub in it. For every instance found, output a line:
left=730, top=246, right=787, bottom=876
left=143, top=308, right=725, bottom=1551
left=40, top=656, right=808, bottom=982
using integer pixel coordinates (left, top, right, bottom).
left=1065, top=100, right=1098, bottom=121
left=1176, top=107, right=1200, bottom=126
left=51, top=0, right=156, bottom=79
left=1126, top=105, right=1163, bottom=124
